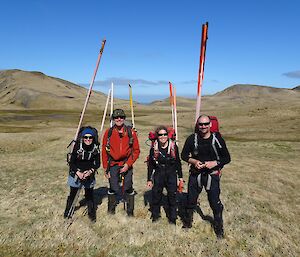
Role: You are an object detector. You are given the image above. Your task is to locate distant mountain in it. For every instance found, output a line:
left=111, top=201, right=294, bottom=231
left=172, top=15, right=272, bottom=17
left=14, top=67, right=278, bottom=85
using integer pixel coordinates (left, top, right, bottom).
left=214, top=84, right=297, bottom=98
left=151, top=84, right=299, bottom=109
left=0, top=69, right=130, bottom=110
left=292, top=85, right=300, bottom=90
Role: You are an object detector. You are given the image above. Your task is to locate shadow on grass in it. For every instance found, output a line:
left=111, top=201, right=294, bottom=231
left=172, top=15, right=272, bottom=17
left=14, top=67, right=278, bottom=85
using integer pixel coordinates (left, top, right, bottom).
left=75, top=186, right=108, bottom=211
left=143, top=190, right=214, bottom=226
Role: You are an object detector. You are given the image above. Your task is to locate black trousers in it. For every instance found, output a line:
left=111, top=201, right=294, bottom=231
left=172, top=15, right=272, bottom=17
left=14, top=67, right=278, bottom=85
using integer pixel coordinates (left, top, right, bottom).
left=68, top=186, right=94, bottom=202
left=151, top=167, right=177, bottom=221
left=186, top=172, right=223, bottom=215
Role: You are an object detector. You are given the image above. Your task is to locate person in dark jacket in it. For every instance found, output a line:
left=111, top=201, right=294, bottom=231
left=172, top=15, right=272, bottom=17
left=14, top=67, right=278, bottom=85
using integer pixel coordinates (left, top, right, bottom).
left=181, top=115, right=231, bottom=238
left=147, top=125, right=183, bottom=224
left=64, top=127, right=100, bottom=222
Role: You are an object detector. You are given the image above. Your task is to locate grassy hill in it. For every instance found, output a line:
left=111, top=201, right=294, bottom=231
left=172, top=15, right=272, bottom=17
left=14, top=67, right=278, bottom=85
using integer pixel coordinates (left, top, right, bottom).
left=0, top=70, right=299, bottom=256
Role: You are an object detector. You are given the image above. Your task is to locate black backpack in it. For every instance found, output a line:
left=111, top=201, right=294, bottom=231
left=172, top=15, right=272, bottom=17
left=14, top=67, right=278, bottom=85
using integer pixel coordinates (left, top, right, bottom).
left=67, top=126, right=100, bottom=164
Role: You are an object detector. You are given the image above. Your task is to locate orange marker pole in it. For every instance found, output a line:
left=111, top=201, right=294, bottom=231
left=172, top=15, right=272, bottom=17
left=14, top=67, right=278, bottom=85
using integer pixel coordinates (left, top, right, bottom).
left=195, top=23, right=208, bottom=123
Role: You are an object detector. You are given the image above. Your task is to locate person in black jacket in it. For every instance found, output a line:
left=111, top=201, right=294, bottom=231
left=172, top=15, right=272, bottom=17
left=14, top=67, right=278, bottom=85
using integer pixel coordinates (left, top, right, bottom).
left=64, top=127, right=100, bottom=222
left=147, top=125, right=183, bottom=224
left=181, top=115, right=231, bottom=238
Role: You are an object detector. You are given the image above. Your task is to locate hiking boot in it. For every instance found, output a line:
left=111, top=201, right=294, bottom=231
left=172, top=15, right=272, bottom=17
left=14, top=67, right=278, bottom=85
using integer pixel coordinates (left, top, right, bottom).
left=87, top=201, right=96, bottom=222
left=168, top=218, right=176, bottom=225
left=126, top=193, right=135, bottom=217
left=213, top=208, right=224, bottom=239
left=182, top=208, right=193, bottom=229
left=108, top=194, right=116, bottom=214
left=152, top=216, right=160, bottom=223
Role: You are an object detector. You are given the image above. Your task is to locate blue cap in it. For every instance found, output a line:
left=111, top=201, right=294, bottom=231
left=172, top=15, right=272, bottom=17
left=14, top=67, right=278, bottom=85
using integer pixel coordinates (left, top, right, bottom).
left=81, top=128, right=95, bottom=137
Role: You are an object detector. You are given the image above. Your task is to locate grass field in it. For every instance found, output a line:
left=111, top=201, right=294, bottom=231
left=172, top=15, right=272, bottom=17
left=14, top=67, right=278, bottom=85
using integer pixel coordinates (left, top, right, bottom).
left=0, top=100, right=299, bottom=257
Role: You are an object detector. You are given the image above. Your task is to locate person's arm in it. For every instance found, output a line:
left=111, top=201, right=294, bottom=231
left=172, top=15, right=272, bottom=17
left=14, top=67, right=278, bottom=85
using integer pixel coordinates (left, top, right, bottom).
left=147, top=148, right=155, bottom=181
left=101, top=129, right=109, bottom=170
left=217, top=135, right=231, bottom=167
left=69, top=143, right=79, bottom=172
left=181, top=135, right=206, bottom=169
left=181, top=135, right=193, bottom=163
left=92, top=150, right=101, bottom=170
left=126, top=130, right=140, bottom=168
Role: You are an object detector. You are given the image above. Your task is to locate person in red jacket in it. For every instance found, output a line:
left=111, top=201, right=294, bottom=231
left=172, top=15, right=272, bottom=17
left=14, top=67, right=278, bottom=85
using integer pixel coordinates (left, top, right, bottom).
left=102, top=109, right=140, bottom=216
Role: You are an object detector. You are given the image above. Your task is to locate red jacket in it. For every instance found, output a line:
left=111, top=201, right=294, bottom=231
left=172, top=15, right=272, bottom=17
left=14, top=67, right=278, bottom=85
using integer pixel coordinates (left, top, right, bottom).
left=102, top=125, right=140, bottom=169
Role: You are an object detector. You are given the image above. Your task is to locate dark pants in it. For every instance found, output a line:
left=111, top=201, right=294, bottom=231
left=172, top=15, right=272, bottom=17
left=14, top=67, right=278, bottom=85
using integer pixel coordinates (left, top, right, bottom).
left=64, top=186, right=95, bottom=219
left=152, top=167, right=177, bottom=221
left=108, top=165, right=134, bottom=195
left=69, top=186, right=94, bottom=202
left=187, top=172, right=223, bottom=217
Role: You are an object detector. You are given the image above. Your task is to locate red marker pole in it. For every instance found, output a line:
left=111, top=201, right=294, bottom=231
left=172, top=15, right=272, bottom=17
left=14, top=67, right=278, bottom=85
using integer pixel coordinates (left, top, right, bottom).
left=195, top=22, right=208, bottom=123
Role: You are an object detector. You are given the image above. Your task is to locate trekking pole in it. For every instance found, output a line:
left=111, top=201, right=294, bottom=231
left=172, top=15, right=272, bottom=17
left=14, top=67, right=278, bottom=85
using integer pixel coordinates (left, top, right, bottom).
left=169, top=82, right=175, bottom=130
left=99, top=89, right=111, bottom=143
left=129, top=84, right=136, bottom=130
left=122, top=174, right=126, bottom=210
left=110, top=82, right=114, bottom=127
left=195, top=22, right=208, bottom=123
left=69, top=39, right=106, bottom=155
left=173, top=85, right=178, bottom=142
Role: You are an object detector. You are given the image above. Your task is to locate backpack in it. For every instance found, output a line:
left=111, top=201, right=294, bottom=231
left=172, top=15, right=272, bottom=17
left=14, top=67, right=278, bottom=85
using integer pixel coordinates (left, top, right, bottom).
left=146, top=127, right=177, bottom=165
left=209, top=116, right=220, bottom=134
left=67, top=126, right=100, bottom=164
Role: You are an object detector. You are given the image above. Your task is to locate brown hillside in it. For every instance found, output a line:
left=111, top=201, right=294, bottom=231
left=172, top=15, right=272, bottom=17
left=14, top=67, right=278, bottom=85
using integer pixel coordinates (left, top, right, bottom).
left=0, top=69, right=132, bottom=110
left=215, top=84, right=298, bottom=98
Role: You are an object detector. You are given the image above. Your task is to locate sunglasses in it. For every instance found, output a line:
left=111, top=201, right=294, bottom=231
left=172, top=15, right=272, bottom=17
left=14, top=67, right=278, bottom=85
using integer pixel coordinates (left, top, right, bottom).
left=83, top=136, right=94, bottom=139
left=198, top=122, right=210, bottom=126
left=114, top=116, right=125, bottom=120
left=158, top=133, right=168, bottom=137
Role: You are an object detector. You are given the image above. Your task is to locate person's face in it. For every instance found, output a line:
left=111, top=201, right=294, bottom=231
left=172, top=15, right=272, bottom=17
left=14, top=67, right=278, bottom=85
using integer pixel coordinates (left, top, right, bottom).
left=114, top=116, right=125, bottom=127
left=83, top=134, right=94, bottom=145
left=157, top=129, right=168, bottom=144
left=197, top=116, right=211, bottom=134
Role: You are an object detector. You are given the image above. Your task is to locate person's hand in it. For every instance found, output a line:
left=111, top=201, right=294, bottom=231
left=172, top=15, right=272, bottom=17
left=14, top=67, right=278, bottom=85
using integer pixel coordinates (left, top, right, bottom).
left=195, top=160, right=206, bottom=170
left=83, top=170, right=93, bottom=179
left=205, top=161, right=218, bottom=169
left=105, top=172, right=111, bottom=179
left=147, top=181, right=153, bottom=189
left=120, top=163, right=129, bottom=173
left=178, top=178, right=184, bottom=185
left=76, top=171, right=84, bottom=180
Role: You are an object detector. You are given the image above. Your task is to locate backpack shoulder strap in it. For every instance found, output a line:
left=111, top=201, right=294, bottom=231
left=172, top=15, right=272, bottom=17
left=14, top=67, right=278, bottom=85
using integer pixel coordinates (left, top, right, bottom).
left=212, top=132, right=222, bottom=161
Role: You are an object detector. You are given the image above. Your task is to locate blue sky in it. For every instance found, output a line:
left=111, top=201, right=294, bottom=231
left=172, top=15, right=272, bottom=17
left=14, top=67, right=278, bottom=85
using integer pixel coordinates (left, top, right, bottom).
left=1, top=0, right=299, bottom=103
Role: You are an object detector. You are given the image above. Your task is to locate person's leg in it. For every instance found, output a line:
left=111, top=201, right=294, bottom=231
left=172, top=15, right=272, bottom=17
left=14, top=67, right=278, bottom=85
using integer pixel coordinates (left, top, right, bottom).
left=124, top=169, right=135, bottom=216
left=64, top=187, right=79, bottom=218
left=85, top=187, right=96, bottom=222
left=206, top=175, right=224, bottom=238
left=151, top=171, right=164, bottom=221
left=107, top=166, right=120, bottom=214
left=183, top=173, right=202, bottom=228
left=166, top=171, right=178, bottom=224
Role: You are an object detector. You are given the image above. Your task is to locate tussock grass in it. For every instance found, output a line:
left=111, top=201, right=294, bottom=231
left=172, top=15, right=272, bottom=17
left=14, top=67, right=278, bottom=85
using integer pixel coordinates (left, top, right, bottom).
left=0, top=103, right=299, bottom=257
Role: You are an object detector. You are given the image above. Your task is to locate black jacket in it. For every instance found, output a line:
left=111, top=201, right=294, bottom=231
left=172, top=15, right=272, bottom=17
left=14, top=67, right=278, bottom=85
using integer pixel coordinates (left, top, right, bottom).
left=69, top=141, right=101, bottom=174
left=181, top=132, right=230, bottom=172
left=147, top=142, right=182, bottom=181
